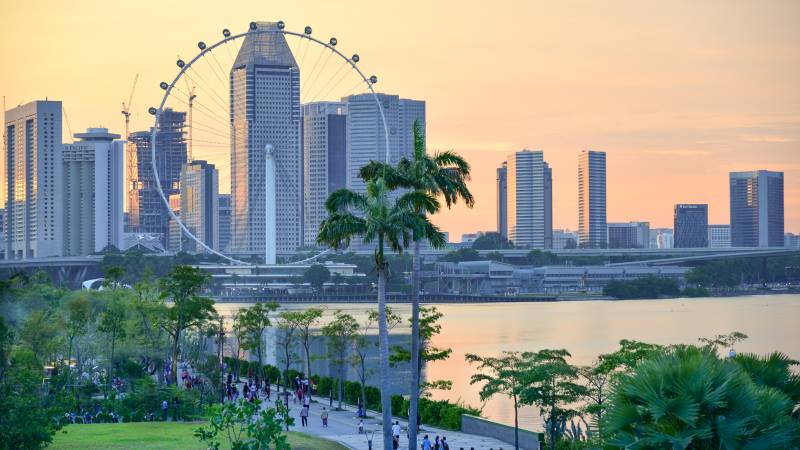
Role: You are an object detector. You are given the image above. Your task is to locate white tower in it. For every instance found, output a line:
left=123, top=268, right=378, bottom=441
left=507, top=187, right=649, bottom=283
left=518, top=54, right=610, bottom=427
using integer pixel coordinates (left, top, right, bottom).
left=264, top=144, right=276, bottom=264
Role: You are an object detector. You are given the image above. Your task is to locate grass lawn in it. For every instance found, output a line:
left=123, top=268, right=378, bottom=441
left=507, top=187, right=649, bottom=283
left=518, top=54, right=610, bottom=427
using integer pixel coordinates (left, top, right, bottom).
left=48, top=422, right=348, bottom=450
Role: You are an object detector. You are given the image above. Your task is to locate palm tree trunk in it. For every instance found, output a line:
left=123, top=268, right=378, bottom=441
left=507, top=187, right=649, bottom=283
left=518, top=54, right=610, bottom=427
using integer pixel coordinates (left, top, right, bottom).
left=408, top=239, right=422, bottom=449
left=513, top=394, right=519, bottom=450
left=377, top=264, right=393, bottom=450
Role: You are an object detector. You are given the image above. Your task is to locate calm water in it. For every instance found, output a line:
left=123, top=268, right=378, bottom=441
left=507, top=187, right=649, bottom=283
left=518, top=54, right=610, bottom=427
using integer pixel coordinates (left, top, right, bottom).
left=216, top=294, right=800, bottom=430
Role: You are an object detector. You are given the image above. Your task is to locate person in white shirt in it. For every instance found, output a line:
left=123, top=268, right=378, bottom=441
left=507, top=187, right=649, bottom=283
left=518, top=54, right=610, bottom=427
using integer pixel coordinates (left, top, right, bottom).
left=392, top=421, right=401, bottom=439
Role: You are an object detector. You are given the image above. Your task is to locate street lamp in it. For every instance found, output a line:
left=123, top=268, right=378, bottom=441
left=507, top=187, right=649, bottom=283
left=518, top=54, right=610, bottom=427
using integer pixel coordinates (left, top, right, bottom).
left=364, top=427, right=376, bottom=450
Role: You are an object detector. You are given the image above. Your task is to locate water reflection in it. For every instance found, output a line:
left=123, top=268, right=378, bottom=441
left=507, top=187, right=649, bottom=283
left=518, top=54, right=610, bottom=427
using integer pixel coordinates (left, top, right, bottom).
left=215, top=295, right=800, bottom=430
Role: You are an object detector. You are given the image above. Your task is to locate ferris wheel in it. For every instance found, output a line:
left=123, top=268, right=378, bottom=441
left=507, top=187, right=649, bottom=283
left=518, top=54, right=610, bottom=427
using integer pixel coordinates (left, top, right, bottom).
left=146, top=21, right=390, bottom=265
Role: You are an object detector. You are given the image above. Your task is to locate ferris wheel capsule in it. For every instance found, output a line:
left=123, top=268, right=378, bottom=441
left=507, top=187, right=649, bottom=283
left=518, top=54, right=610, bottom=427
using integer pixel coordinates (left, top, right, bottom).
left=159, top=82, right=169, bottom=90
left=329, top=37, right=337, bottom=46
left=304, top=26, right=312, bottom=35
left=148, top=107, right=157, bottom=115
left=249, top=22, right=257, bottom=31
left=352, top=54, right=360, bottom=63
left=176, top=59, right=185, bottom=68
left=370, top=75, right=378, bottom=84
left=198, top=41, right=206, bottom=50
left=277, top=21, right=285, bottom=30
left=222, top=28, right=231, bottom=37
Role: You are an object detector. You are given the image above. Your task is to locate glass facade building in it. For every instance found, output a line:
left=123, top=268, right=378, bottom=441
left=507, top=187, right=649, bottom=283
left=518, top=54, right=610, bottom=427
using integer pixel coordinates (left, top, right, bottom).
left=578, top=150, right=607, bottom=248
left=674, top=204, right=708, bottom=248
left=730, top=170, right=784, bottom=247
left=507, top=149, right=552, bottom=249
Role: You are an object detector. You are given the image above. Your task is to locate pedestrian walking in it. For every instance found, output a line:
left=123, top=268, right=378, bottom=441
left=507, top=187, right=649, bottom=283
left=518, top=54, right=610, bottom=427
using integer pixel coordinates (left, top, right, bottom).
left=300, top=405, right=309, bottom=426
left=422, top=435, right=432, bottom=450
left=358, top=419, right=365, bottom=434
left=441, top=436, right=450, bottom=450
left=303, top=393, right=310, bottom=409
left=392, top=421, right=401, bottom=441
left=434, top=435, right=441, bottom=450
left=161, top=400, right=168, bottom=421
left=321, top=407, right=329, bottom=427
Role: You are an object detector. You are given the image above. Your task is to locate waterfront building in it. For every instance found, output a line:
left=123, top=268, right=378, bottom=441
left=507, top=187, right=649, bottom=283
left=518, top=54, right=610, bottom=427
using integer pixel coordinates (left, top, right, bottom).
left=578, top=150, right=607, bottom=248
left=730, top=170, right=784, bottom=247
left=649, top=228, right=674, bottom=249
left=128, top=108, right=186, bottom=243
left=507, top=149, right=552, bottom=249
left=553, top=229, right=578, bottom=249
left=230, top=21, right=301, bottom=257
left=62, top=128, right=125, bottom=255
left=218, top=194, right=231, bottom=253
left=180, top=160, right=219, bottom=253
left=302, top=102, right=347, bottom=247
left=167, top=193, right=182, bottom=253
left=708, top=224, right=731, bottom=248
left=674, top=204, right=708, bottom=248
left=497, top=162, right=508, bottom=239
left=608, top=222, right=650, bottom=248
left=4, top=100, right=63, bottom=259
left=343, top=93, right=425, bottom=194
left=785, top=233, right=800, bottom=249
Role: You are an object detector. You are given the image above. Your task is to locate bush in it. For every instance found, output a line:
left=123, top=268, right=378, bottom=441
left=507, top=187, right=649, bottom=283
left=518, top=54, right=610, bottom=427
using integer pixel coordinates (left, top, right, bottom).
left=682, top=286, right=711, bottom=298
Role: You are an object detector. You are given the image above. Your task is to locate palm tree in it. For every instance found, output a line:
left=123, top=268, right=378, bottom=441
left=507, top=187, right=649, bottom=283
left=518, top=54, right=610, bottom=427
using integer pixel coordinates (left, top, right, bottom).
left=360, top=120, right=473, bottom=448
left=318, top=178, right=445, bottom=450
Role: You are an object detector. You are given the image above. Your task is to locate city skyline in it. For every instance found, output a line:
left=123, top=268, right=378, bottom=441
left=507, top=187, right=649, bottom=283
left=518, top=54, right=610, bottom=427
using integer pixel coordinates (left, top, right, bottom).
left=1, top=0, right=798, bottom=241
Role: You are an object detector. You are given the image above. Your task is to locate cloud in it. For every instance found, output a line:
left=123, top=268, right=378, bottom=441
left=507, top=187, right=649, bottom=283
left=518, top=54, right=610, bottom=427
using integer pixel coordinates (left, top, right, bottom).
left=741, top=135, right=796, bottom=143
left=644, top=149, right=714, bottom=157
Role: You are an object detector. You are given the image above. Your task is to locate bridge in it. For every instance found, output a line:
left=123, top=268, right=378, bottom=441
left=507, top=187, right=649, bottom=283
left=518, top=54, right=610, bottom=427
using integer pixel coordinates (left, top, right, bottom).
left=213, top=293, right=558, bottom=304
left=603, top=247, right=800, bottom=266
left=0, top=255, right=104, bottom=287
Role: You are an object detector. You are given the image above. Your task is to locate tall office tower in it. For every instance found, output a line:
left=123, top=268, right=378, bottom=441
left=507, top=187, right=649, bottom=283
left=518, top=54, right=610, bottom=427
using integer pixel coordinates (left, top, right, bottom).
left=302, top=102, right=347, bottom=247
left=230, top=21, right=301, bottom=257
left=506, top=149, right=553, bottom=249
left=496, top=162, right=508, bottom=239
left=4, top=100, right=63, bottom=259
left=730, top=170, right=784, bottom=247
left=608, top=222, right=650, bottom=249
left=217, top=194, right=231, bottom=253
left=674, top=204, right=709, bottom=248
left=708, top=224, right=731, bottom=248
left=578, top=150, right=607, bottom=248
left=62, top=128, right=125, bottom=255
left=180, top=160, right=219, bottom=253
left=128, top=108, right=187, bottom=242
left=343, top=93, right=425, bottom=193
left=167, top=193, right=182, bottom=252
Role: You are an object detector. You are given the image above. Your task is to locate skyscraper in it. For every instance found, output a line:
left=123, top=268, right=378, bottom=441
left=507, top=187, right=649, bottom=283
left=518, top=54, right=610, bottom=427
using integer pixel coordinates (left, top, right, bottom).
left=4, top=100, right=63, bottom=259
left=302, top=101, right=347, bottom=247
left=506, top=149, right=552, bottom=249
left=218, top=193, right=231, bottom=253
left=230, top=21, right=301, bottom=257
left=180, top=160, right=219, bottom=253
left=62, top=128, right=125, bottom=255
left=578, top=150, right=607, bottom=248
left=730, top=170, right=784, bottom=247
left=496, top=162, right=508, bottom=239
left=128, top=108, right=187, bottom=242
left=708, top=224, right=731, bottom=248
left=343, top=93, right=425, bottom=194
left=674, top=204, right=708, bottom=248
left=608, top=222, right=650, bottom=248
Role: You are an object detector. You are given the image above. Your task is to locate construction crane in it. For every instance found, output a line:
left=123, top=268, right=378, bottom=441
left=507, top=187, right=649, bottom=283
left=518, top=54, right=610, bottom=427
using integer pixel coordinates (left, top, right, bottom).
left=184, top=77, right=197, bottom=162
left=121, top=74, right=139, bottom=229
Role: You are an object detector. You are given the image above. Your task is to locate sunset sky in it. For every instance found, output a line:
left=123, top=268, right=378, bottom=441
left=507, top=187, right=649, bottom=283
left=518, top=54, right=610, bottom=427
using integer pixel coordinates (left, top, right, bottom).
left=1, top=0, right=798, bottom=241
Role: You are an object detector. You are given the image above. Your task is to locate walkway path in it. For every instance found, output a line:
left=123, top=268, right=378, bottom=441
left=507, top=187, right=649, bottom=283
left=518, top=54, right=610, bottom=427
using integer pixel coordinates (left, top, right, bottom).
left=267, top=389, right=514, bottom=450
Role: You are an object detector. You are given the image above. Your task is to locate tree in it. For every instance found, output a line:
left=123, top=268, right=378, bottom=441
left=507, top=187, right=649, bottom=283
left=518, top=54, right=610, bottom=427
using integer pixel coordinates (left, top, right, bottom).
left=604, top=346, right=800, bottom=448
left=518, top=349, right=587, bottom=450
left=440, top=248, right=483, bottom=263
left=62, top=294, right=92, bottom=364
left=195, top=399, right=293, bottom=449
left=391, top=306, right=453, bottom=396
left=98, top=293, right=128, bottom=395
left=18, top=310, right=58, bottom=364
left=303, top=264, right=330, bottom=293
left=321, top=310, right=359, bottom=410
left=734, top=351, right=800, bottom=418
left=0, top=362, right=64, bottom=450
left=274, top=311, right=301, bottom=395
left=318, top=177, right=445, bottom=450
left=353, top=307, right=401, bottom=413
left=293, top=307, right=324, bottom=383
left=157, top=265, right=216, bottom=385
left=238, top=302, right=278, bottom=374
left=359, top=121, right=473, bottom=449
left=229, top=312, right=246, bottom=381
left=465, top=351, right=529, bottom=450
left=527, top=249, right=560, bottom=267
left=472, top=231, right=514, bottom=250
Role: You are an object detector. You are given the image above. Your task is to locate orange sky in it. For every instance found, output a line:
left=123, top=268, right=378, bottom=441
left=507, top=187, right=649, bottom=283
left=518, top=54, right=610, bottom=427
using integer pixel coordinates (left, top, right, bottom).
left=1, top=0, right=798, bottom=241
